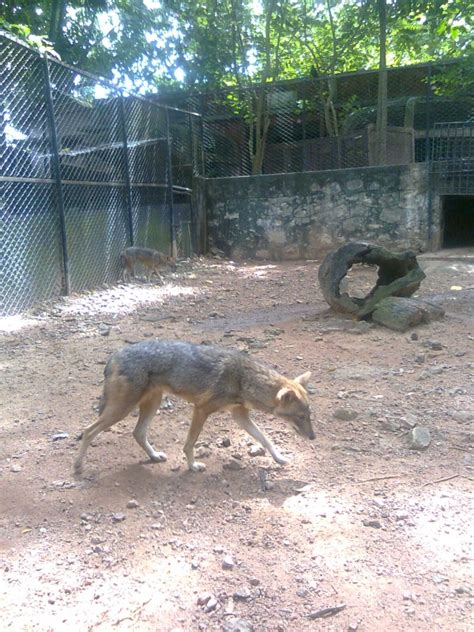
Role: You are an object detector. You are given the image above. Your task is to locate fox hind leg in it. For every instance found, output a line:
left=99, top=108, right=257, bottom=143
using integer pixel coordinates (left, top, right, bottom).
left=232, top=405, right=288, bottom=465
left=74, top=399, right=135, bottom=475
left=133, top=391, right=167, bottom=462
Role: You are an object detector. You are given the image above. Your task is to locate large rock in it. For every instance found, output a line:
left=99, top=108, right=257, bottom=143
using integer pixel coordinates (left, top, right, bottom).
left=371, top=297, right=445, bottom=332
left=318, top=242, right=426, bottom=318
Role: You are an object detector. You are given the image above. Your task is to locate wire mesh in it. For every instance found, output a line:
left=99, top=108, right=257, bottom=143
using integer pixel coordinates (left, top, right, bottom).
left=0, top=181, right=63, bottom=316
left=1, top=33, right=201, bottom=315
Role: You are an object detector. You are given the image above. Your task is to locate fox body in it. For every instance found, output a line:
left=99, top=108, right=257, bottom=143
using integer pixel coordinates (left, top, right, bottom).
left=120, top=246, right=176, bottom=283
left=74, top=340, right=314, bottom=475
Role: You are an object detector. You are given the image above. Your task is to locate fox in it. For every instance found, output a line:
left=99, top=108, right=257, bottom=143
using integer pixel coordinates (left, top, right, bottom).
left=74, top=340, right=315, bottom=476
left=120, top=246, right=177, bottom=283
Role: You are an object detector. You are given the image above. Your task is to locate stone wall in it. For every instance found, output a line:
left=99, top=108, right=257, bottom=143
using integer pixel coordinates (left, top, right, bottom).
left=195, top=163, right=440, bottom=259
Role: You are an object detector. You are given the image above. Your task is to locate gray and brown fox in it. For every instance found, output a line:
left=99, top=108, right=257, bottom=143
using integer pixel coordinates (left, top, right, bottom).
left=120, top=246, right=177, bottom=283
left=74, top=340, right=315, bottom=475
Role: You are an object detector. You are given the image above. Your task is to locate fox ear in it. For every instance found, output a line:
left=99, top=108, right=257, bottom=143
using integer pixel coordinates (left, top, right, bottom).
left=277, top=386, right=296, bottom=404
left=294, top=371, right=312, bottom=387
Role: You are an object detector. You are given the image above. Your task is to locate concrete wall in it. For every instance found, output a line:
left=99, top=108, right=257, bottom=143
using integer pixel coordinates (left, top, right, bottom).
left=195, top=163, right=441, bottom=259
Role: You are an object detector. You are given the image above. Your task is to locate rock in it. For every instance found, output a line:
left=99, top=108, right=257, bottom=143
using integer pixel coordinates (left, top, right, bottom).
left=223, top=458, right=245, bottom=471
left=112, top=513, right=126, bottom=523
left=409, top=426, right=431, bottom=450
left=10, top=465, right=22, bottom=473
left=371, top=297, right=445, bottom=332
left=233, top=587, right=251, bottom=601
left=217, top=437, right=231, bottom=448
left=98, top=324, right=111, bottom=336
left=452, top=411, right=474, bottom=423
left=223, top=619, right=254, bottom=632
left=51, top=432, right=69, bottom=441
left=249, top=578, right=260, bottom=586
left=333, top=408, right=358, bottom=421
left=126, top=499, right=139, bottom=509
left=424, top=340, right=443, bottom=351
left=362, top=519, right=382, bottom=528
left=204, top=597, right=218, bottom=613
left=222, top=554, right=235, bottom=570
left=197, top=593, right=213, bottom=606
left=248, top=445, right=265, bottom=457
left=318, top=242, right=425, bottom=318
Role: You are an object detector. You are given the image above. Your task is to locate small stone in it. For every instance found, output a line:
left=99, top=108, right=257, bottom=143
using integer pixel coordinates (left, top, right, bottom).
left=223, top=458, right=245, bottom=471
left=424, top=340, right=443, bottom=351
left=395, top=511, right=409, bottom=521
left=296, top=588, right=308, bottom=598
left=217, top=437, right=231, bottom=448
left=415, top=354, right=426, bottom=364
left=454, top=585, right=471, bottom=594
left=126, top=499, right=139, bottom=509
left=223, top=619, right=254, bottom=632
left=11, top=465, right=22, bottom=473
left=197, top=593, right=212, bottom=606
left=362, top=519, right=382, bottom=529
left=112, top=513, right=126, bottom=523
left=99, top=324, right=111, bottom=337
left=222, top=554, right=235, bottom=570
left=249, top=578, right=260, bottom=586
left=410, top=332, right=419, bottom=341
left=204, top=596, right=218, bottom=613
left=248, top=445, right=265, bottom=457
left=408, top=426, right=431, bottom=450
left=348, top=623, right=360, bottom=631
left=452, top=411, right=474, bottom=423
left=333, top=408, right=358, bottom=421
left=51, top=432, right=69, bottom=441
left=233, top=587, right=251, bottom=601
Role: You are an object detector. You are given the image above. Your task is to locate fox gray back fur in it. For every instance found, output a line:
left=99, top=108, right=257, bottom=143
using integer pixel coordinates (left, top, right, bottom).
left=75, top=340, right=314, bottom=475
left=120, top=246, right=176, bottom=282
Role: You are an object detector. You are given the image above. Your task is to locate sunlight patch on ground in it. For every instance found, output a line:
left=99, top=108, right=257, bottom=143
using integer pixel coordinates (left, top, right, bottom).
left=58, top=282, right=200, bottom=317
left=0, top=315, right=41, bottom=334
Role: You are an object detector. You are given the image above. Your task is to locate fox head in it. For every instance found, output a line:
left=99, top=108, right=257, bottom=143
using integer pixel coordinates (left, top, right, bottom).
left=273, top=371, right=315, bottom=440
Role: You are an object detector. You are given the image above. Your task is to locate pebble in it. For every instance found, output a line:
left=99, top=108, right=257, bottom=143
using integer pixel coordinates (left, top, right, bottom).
left=222, top=554, right=235, bottom=570
left=408, top=426, right=431, bottom=450
left=126, top=499, right=139, bottom=509
left=248, top=445, right=265, bottom=457
left=204, top=596, right=218, bottom=613
left=197, top=592, right=213, bottom=606
left=333, top=407, right=358, bottom=421
left=51, top=432, right=69, bottom=441
left=112, top=513, right=126, bottom=523
left=223, top=458, right=245, bottom=471
left=11, top=465, right=22, bottom=473
left=233, top=587, right=251, bottom=601
left=362, top=519, right=382, bottom=529
left=249, top=578, right=260, bottom=586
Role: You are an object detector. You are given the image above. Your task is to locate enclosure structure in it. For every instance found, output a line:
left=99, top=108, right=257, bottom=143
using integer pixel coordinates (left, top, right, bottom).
left=0, top=32, right=203, bottom=316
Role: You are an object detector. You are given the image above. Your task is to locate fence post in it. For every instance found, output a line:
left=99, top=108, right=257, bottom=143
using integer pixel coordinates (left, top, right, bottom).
left=42, top=55, right=70, bottom=296
left=118, top=96, right=134, bottom=246
left=165, top=107, right=177, bottom=259
left=425, top=63, right=434, bottom=245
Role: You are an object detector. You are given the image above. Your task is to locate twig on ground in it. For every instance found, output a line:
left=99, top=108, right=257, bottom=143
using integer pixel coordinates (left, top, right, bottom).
left=422, top=474, right=474, bottom=487
left=307, top=604, right=346, bottom=619
left=354, top=475, right=400, bottom=484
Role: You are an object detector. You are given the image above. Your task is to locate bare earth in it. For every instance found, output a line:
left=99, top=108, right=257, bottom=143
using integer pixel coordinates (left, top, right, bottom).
left=0, top=252, right=473, bottom=632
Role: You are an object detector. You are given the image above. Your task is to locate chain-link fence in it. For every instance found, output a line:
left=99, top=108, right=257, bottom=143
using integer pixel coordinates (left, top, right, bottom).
left=161, top=57, right=474, bottom=178
left=0, top=32, right=202, bottom=316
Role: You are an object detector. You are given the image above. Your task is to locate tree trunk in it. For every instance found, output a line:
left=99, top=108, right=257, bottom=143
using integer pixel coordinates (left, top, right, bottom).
left=375, top=0, right=388, bottom=165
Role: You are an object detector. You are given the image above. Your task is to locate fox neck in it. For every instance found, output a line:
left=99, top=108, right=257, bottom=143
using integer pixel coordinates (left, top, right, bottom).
left=240, top=361, right=288, bottom=414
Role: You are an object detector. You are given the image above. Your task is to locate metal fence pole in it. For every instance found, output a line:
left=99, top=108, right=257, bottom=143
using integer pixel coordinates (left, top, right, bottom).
left=118, top=96, right=135, bottom=246
left=425, top=63, right=434, bottom=245
left=165, top=107, right=177, bottom=258
left=42, top=55, right=70, bottom=296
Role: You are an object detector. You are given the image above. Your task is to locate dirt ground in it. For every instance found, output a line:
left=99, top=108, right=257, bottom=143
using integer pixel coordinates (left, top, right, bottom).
left=1, top=251, right=473, bottom=632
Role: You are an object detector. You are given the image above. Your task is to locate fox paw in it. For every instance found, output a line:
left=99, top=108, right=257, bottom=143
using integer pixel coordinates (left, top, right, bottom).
left=273, top=454, right=289, bottom=466
left=150, top=451, right=167, bottom=463
left=189, top=461, right=206, bottom=472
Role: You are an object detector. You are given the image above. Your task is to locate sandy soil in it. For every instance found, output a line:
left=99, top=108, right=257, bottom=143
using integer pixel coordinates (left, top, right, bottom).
left=0, top=251, right=473, bottom=632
